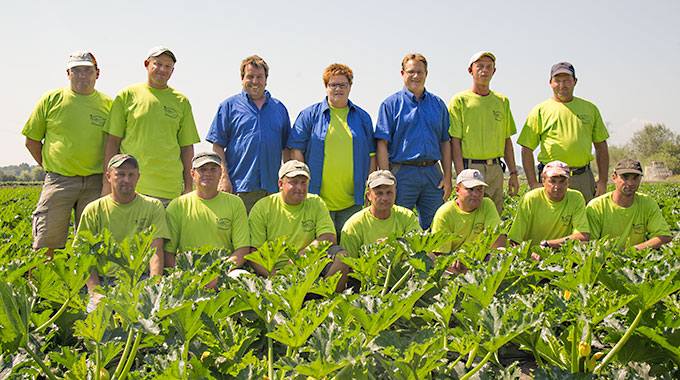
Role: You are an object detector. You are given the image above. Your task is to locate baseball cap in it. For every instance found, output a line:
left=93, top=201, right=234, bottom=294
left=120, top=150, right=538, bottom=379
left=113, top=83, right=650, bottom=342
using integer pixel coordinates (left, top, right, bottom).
left=543, top=160, right=570, bottom=177
left=107, top=154, right=138, bottom=170
left=614, top=158, right=643, bottom=175
left=67, top=50, right=97, bottom=69
left=551, top=62, right=575, bottom=78
left=278, top=160, right=310, bottom=179
left=366, top=170, right=396, bottom=188
left=146, top=46, right=176, bottom=62
left=468, top=51, right=495, bottom=67
left=192, top=152, right=221, bottom=169
left=456, top=169, right=488, bottom=188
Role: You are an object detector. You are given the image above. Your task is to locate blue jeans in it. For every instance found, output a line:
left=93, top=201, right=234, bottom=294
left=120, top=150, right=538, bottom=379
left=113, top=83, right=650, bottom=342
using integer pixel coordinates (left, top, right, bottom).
left=391, top=164, right=444, bottom=230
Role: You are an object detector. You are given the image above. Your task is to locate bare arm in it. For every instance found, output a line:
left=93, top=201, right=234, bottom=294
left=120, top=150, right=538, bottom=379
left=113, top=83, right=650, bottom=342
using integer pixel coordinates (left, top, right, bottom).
left=521, top=145, right=540, bottom=189
left=163, top=250, right=176, bottom=268
left=149, top=238, right=165, bottom=277
left=369, top=155, right=377, bottom=173
left=545, top=232, right=590, bottom=247
left=282, top=147, right=291, bottom=163
left=180, top=145, right=194, bottom=195
left=25, top=137, right=44, bottom=167
left=211, top=143, right=232, bottom=194
left=248, top=247, right=273, bottom=277
left=491, top=234, right=507, bottom=249
left=290, top=148, right=305, bottom=162
left=593, top=140, right=609, bottom=197
left=451, top=137, right=464, bottom=175
left=504, top=138, right=519, bottom=197
left=439, top=140, right=452, bottom=201
left=102, top=134, right=122, bottom=196
left=376, top=139, right=389, bottom=170
left=634, top=235, right=672, bottom=250
left=86, top=270, right=105, bottom=310
left=227, top=246, right=249, bottom=269
left=302, top=232, right=337, bottom=254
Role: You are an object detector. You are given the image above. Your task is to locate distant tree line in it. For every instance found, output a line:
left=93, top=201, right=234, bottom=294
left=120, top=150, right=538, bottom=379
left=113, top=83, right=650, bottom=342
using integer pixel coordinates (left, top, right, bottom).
left=608, top=123, right=680, bottom=175
left=0, top=163, right=44, bottom=182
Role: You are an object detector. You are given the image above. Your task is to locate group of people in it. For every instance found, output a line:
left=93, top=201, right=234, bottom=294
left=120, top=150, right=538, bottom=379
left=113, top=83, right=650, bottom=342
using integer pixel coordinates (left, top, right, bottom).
left=23, top=47, right=673, bottom=303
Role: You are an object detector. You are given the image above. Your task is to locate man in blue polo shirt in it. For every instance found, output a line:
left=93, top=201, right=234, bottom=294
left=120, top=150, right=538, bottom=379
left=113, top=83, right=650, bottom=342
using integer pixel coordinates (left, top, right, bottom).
left=207, top=55, right=291, bottom=213
left=375, top=53, right=452, bottom=230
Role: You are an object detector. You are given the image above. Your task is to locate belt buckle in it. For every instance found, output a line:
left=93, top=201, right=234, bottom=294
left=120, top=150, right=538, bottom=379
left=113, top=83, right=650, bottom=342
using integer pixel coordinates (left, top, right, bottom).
left=486, top=159, right=494, bottom=165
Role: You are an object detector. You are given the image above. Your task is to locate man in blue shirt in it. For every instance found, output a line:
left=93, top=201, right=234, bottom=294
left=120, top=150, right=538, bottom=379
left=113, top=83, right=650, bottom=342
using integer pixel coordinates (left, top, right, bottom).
left=288, top=63, right=376, bottom=238
left=375, top=53, right=452, bottom=230
left=206, top=55, right=291, bottom=213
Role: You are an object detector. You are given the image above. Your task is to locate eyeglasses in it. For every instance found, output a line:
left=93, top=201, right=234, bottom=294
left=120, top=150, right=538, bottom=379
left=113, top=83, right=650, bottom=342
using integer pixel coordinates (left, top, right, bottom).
left=328, top=83, right=349, bottom=89
left=404, top=70, right=425, bottom=76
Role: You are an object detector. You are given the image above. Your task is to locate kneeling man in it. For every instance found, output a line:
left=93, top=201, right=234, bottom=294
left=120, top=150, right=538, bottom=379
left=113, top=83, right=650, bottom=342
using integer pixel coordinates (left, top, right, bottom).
left=164, top=152, right=250, bottom=273
left=249, top=160, right=348, bottom=290
left=587, top=158, right=671, bottom=250
left=508, top=161, right=589, bottom=252
left=340, top=170, right=421, bottom=259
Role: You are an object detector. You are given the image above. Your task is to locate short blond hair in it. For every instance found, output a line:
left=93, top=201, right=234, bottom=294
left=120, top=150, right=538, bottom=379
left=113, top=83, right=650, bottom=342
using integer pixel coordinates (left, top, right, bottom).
left=240, top=55, right=269, bottom=79
left=401, top=53, right=427, bottom=71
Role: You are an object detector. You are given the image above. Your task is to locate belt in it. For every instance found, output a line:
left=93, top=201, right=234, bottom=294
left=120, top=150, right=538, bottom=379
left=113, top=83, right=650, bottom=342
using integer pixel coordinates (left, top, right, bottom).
left=570, top=164, right=589, bottom=176
left=392, top=160, right=437, bottom=167
left=464, top=158, right=501, bottom=165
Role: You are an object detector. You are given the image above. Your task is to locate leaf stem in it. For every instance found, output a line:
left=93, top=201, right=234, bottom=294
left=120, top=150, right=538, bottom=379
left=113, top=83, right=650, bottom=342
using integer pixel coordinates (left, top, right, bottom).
left=33, top=297, right=70, bottom=333
left=594, top=309, right=644, bottom=374
left=117, top=330, right=143, bottom=380
left=23, top=344, right=58, bottom=380
left=112, top=329, right=134, bottom=380
left=460, top=350, right=494, bottom=380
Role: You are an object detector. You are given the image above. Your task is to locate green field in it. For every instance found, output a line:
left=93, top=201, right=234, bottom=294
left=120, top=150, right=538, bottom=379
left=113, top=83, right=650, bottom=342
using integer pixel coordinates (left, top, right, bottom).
left=1, top=184, right=679, bottom=379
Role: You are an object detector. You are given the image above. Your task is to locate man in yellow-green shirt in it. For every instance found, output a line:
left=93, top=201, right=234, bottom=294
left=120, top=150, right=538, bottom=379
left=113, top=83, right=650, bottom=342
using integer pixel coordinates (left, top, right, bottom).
left=103, top=46, right=200, bottom=206
left=518, top=62, right=609, bottom=204
left=164, top=152, right=250, bottom=272
left=288, top=63, right=376, bottom=238
left=340, top=170, right=421, bottom=259
left=508, top=161, right=590, bottom=256
left=431, top=169, right=505, bottom=273
left=76, top=154, right=168, bottom=310
left=449, top=52, right=519, bottom=215
left=248, top=160, right=349, bottom=291
left=23, top=50, right=113, bottom=258
left=587, top=158, right=671, bottom=250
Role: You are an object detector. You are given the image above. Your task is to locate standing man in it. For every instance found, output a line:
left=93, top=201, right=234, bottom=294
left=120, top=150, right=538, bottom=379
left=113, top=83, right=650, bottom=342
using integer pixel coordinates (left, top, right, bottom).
left=164, top=152, right=250, bottom=270
left=206, top=55, right=291, bottom=213
left=518, top=62, right=609, bottom=204
left=288, top=63, right=376, bottom=238
left=508, top=161, right=590, bottom=252
left=76, top=154, right=168, bottom=309
left=340, top=170, right=421, bottom=259
left=103, top=46, right=200, bottom=206
left=375, top=53, right=452, bottom=230
left=448, top=51, right=518, bottom=215
left=248, top=160, right=348, bottom=291
left=587, top=158, right=672, bottom=250
left=23, top=50, right=113, bottom=258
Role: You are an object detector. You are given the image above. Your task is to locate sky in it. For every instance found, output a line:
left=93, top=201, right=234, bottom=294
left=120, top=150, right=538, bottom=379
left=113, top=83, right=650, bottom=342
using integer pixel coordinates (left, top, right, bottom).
left=2, top=0, right=679, bottom=167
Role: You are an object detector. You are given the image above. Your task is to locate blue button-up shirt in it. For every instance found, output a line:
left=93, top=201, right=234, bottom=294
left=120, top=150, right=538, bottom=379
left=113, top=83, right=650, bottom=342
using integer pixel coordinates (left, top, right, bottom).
left=206, top=90, right=290, bottom=193
left=375, top=88, right=450, bottom=162
left=287, top=98, right=375, bottom=206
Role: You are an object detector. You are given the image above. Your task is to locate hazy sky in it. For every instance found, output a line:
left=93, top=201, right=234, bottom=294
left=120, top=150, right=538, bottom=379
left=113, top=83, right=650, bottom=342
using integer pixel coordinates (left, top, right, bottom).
left=2, top=0, right=679, bottom=167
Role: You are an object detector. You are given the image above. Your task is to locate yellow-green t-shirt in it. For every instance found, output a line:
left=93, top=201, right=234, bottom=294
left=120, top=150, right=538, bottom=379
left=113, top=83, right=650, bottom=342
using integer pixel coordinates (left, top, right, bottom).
left=340, top=205, right=421, bottom=258
left=164, top=191, right=250, bottom=253
left=586, top=192, right=671, bottom=249
left=249, top=193, right=335, bottom=252
left=448, top=89, right=516, bottom=159
left=431, top=197, right=501, bottom=253
left=320, top=106, right=354, bottom=210
left=508, top=188, right=589, bottom=246
left=104, top=83, right=200, bottom=199
left=518, top=97, right=609, bottom=167
left=22, top=87, right=113, bottom=176
left=76, top=194, right=169, bottom=243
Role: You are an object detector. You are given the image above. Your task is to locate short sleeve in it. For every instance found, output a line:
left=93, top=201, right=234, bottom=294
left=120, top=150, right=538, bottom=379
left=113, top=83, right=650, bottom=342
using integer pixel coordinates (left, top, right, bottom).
left=374, top=100, right=393, bottom=143
left=231, top=199, right=251, bottom=249
left=585, top=203, right=603, bottom=240
left=644, top=198, right=671, bottom=238
left=430, top=207, right=452, bottom=253
left=206, top=102, right=230, bottom=147
left=104, top=93, right=128, bottom=138
left=314, top=198, right=336, bottom=237
left=248, top=200, right=268, bottom=249
left=288, top=108, right=313, bottom=151
left=504, top=99, right=517, bottom=138
left=571, top=194, right=589, bottom=234
left=177, top=99, right=200, bottom=146
left=163, top=199, right=181, bottom=252
left=517, top=106, right=541, bottom=150
left=591, top=107, right=609, bottom=143
left=22, top=94, right=48, bottom=141
left=151, top=201, right=170, bottom=240
left=507, top=196, right=529, bottom=243
left=447, top=96, right=463, bottom=139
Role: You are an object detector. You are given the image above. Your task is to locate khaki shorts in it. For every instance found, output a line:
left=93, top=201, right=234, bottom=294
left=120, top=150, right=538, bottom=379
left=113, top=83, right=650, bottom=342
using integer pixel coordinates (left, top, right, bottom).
left=466, top=162, right=504, bottom=215
left=32, top=172, right=103, bottom=249
left=238, top=190, right=272, bottom=214
left=569, top=167, right=596, bottom=204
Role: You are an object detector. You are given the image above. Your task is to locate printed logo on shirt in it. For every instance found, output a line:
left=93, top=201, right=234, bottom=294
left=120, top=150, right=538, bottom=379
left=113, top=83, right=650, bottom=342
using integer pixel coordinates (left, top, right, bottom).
left=576, top=114, right=592, bottom=124
left=632, top=224, right=644, bottom=235
left=164, top=106, right=179, bottom=119
left=135, top=217, right=149, bottom=232
left=492, top=110, right=503, bottom=122
left=560, top=215, right=572, bottom=227
left=90, top=115, right=106, bottom=127
left=473, top=223, right=484, bottom=234
left=216, top=217, right=231, bottom=231
left=301, top=220, right=315, bottom=232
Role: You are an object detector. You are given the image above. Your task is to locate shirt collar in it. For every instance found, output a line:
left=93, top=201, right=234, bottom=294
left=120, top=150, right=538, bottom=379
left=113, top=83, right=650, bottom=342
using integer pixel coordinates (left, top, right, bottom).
left=401, top=87, right=427, bottom=102
left=322, top=97, right=356, bottom=112
left=241, top=89, right=271, bottom=104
